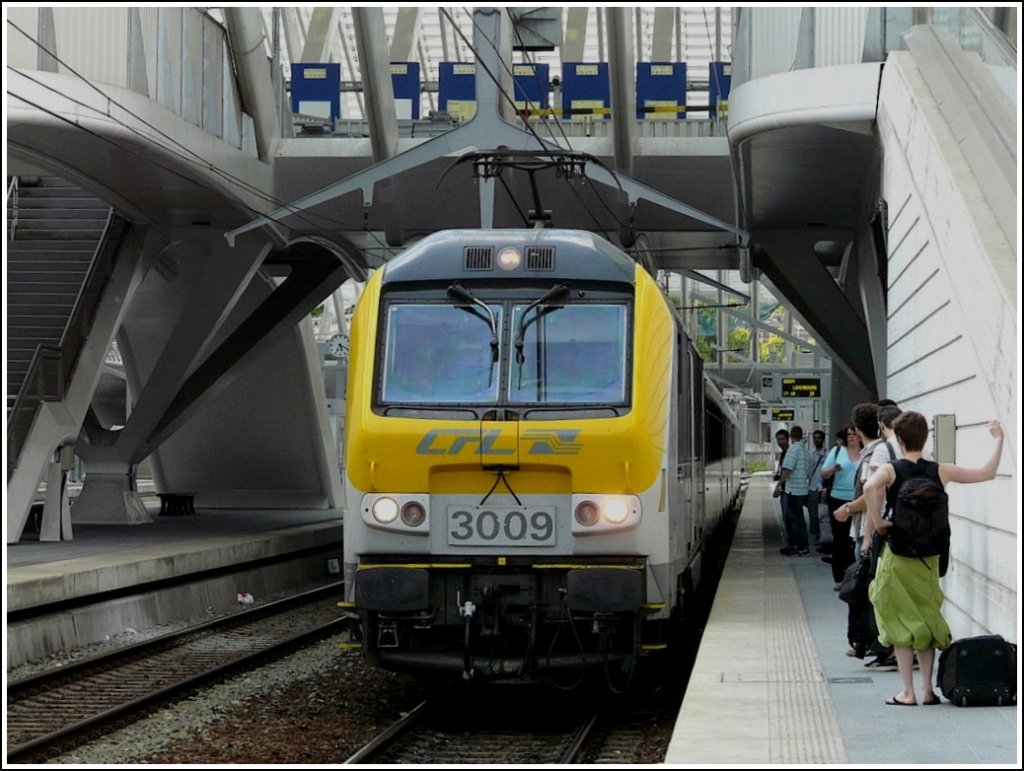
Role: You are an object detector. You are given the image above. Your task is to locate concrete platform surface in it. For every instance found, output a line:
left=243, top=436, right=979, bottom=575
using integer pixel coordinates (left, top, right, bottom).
left=7, top=506, right=344, bottom=612
left=666, top=474, right=1019, bottom=766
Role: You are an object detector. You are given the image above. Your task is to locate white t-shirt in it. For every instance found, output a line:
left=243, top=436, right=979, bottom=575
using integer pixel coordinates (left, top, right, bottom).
left=852, top=437, right=887, bottom=539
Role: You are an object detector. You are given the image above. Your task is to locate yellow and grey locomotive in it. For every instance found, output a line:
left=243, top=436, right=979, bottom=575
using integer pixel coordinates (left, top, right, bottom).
left=341, top=229, right=740, bottom=684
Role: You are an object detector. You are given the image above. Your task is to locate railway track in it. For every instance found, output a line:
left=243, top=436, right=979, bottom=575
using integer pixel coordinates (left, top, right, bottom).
left=340, top=501, right=741, bottom=766
left=6, top=583, right=347, bottom=763
left=345, top=694, right=598, bottom=764
left=343, top=683, right=676, bottom=764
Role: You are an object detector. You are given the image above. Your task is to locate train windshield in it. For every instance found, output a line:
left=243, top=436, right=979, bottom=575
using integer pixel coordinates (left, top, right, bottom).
left=382, top=304, right=503, bottom=403
left=509, top=304, right=628, bottom=404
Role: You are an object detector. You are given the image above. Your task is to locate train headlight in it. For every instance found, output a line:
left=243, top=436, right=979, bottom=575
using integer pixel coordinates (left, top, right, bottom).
left=574, top=500, right=600, bottom=527
left=362, top=494, right=430, bottom=535
left=570, top=494, right=641, bottom=535
left=497, top=247, right=522, bottom=270
left=371, top=497, right=399, bottom=524
left=401, top=501, right=426, bottom=527
left=602, top=497, right=629, bottom=524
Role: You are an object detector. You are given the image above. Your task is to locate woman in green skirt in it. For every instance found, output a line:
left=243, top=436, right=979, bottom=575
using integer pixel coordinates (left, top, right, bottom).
left=864, top=412, right=1004, bottom=706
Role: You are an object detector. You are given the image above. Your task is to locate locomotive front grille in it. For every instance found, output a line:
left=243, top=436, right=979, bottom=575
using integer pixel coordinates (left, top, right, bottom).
left=464, top=246, right=494, bottom=270
left=525, top=246, right=555, bottom=270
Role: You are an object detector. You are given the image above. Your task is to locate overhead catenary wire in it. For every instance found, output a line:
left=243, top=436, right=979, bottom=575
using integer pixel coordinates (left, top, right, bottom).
left=8, top=10, right=653, bottom=254
left=6, top=19, right=397, bottom=256
left=449, top=8, right=629, bottom=239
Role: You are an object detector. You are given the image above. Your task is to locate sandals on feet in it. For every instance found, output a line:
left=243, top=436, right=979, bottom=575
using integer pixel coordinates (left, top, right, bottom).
left=885, top=695, right=918, bottom=706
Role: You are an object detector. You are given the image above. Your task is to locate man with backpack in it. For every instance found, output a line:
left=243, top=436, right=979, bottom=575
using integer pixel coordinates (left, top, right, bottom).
left=863, top=412, right=1004, bottom=706
left=834, top=403, right=893, bottom=665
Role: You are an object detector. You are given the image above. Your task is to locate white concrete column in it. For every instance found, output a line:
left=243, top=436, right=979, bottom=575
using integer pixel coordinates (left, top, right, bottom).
left=40, top=447, right=74, bottom=541
left=72, top=464, right=152, bottom=526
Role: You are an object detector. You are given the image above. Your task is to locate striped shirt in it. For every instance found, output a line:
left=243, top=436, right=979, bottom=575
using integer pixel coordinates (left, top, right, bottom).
left=782, top=441, right=810, bottom=496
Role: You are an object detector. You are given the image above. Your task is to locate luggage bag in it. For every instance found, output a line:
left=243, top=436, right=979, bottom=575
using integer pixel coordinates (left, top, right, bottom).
left=937, top=635, right=1017, bottom=707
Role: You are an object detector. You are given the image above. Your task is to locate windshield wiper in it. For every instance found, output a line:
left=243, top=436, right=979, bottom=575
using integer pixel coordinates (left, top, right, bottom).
left=448, top=282, right=499, bottom=376
left=514, top=283, right=583, bottom=364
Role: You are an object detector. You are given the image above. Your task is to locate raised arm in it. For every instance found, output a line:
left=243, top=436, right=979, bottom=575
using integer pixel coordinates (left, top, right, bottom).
left=940, top=421, right=1005, bottom=485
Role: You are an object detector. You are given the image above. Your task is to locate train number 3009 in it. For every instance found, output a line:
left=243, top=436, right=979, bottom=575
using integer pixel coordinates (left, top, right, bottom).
left=448, top=507, right=556, bottom=547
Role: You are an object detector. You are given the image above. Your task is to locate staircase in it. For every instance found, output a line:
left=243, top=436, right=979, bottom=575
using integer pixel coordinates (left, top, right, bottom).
left=6, top=175, right=117, bottom=473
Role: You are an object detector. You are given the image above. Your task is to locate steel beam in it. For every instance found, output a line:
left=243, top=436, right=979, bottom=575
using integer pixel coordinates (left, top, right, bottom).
left=301, top=7, right=340, bottom=62
left=606, top=8, right=636, bottom=178
left=562, top=7, right=589, bottom=63
left=651, top=7, right=675, bottom=61
left=389, top=7, right=421, bottom=62
left=225, top=9, right=748, bottom=251
left=353, top=8, right=398, bottom=162
left=224, top=8, right=278, bottom=160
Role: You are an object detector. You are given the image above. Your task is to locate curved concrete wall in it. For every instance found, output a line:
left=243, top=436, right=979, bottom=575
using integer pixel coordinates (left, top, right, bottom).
left=876, top=51, right=1017, bottom=641
left=122, top=270, right=344, bottom=510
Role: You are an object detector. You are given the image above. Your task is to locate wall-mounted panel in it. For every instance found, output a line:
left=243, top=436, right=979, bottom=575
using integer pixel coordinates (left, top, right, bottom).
left=391, top=62, right=421, bottom=120
left=636, top=62, right=686, bottom=120
left=438, top=62, right=477, bottom=122
left=512, top=62, right=549, bottom=115
left=562, top=62, right=610, bottom=119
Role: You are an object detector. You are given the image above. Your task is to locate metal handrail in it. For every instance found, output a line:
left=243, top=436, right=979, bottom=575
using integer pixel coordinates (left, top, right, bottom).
left=7, top=175, right=18, bottom=240
left=7, top=211, right=130, bottom=479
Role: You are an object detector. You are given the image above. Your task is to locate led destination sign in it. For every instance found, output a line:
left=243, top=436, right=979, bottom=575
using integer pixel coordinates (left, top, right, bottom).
left=781, top=378, right=821, bottom=398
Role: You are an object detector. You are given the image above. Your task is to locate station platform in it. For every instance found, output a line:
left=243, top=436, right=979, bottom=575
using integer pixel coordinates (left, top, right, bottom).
left=666, top=473, right=1019, bottom=766
left=5, top=504, right=344, bottom=668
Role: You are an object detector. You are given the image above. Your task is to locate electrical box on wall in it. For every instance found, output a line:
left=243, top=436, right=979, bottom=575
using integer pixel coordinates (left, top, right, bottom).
left=933, top=414, right=956, bottom=463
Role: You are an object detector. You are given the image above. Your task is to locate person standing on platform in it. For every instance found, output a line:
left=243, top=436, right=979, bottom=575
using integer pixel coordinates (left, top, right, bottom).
left=839, top=402, right=893, bottom=665
left=865, top=414, right=1004, bottom=706
left=842, top=404, right=907, bottom=554
left=842, top=403, right=885, bottom=559
left=847, top=403, right=913, bottom=552
left=807, top=429, right=830, bottom=551
left=776, top=426, right=810, bottom=556
left=820, top=426, right=861, bottom=588
left=772, top=428, right=790, bottom=549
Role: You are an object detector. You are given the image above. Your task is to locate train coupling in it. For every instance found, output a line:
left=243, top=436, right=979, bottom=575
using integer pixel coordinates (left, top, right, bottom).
left=377, top=620, right=400, bottom=648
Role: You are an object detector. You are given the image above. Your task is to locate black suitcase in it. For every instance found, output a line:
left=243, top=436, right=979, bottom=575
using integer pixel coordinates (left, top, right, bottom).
left=937, top=635, right=1017, bottom=707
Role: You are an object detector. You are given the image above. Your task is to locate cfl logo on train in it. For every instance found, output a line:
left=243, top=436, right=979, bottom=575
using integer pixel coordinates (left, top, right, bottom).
left=416, top=428, right=583, bottom=455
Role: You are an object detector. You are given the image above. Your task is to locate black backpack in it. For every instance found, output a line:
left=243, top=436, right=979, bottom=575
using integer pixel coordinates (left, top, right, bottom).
left=887, top=459, right=951, bottom=575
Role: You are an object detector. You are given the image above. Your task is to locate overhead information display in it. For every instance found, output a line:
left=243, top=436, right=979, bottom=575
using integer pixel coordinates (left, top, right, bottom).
left=781, top=377, right=821, bottom=398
